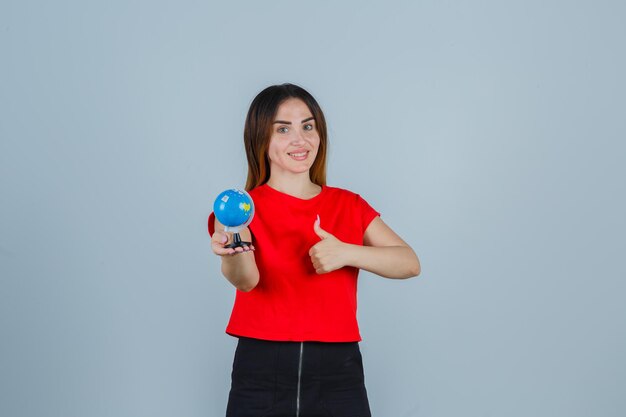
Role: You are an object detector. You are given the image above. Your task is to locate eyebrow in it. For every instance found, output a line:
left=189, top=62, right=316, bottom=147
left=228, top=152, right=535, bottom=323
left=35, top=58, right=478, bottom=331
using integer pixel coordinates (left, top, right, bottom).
left=273, top=117, right=315, bottom=125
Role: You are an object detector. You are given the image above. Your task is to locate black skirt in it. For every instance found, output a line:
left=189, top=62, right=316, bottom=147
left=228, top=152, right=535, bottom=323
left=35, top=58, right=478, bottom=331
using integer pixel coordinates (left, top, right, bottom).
left=226, top=336, right=372, bottom=417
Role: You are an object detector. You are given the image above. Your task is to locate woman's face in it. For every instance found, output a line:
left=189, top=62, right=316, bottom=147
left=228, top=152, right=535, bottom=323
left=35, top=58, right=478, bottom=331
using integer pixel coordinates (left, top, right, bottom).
left=267, top=98, right=320, bottom=177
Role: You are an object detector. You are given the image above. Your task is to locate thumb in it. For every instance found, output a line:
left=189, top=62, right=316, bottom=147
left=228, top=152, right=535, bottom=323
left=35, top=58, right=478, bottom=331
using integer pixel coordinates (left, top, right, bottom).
left=313, top=214, right=332, bottom=239
left=213, top=231, right=228, bottom=244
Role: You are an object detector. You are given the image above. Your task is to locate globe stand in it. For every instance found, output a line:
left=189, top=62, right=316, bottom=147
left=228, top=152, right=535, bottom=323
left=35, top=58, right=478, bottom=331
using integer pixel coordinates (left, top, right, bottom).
left=224, top=232, right=251, bottom=249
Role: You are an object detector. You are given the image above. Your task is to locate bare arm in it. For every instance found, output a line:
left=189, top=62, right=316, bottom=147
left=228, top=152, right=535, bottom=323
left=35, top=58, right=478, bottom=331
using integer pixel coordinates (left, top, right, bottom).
left=211, top=217, right=260, bottom=292
left=309, top=216, right=420, bottom=279
left=348, top=217, right=420, bottom=279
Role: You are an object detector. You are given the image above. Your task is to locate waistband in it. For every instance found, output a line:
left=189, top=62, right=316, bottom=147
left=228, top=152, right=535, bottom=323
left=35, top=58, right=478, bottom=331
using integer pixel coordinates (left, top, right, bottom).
left=234, top=336, right=363, bottom=378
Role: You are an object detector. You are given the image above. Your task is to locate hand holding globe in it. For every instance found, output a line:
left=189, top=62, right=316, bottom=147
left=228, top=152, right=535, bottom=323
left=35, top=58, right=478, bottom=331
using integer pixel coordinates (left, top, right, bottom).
left=212, top=189, right=255, bottom=255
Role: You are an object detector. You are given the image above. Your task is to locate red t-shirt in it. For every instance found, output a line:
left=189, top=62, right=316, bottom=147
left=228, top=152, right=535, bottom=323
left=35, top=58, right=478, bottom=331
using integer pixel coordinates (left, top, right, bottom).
left=208, top=183, right=380, bottom=342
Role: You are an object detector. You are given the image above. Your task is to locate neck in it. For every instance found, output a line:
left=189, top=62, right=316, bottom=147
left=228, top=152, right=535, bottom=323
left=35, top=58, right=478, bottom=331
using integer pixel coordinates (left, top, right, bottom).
left=266, top=173, right=321, bottom=199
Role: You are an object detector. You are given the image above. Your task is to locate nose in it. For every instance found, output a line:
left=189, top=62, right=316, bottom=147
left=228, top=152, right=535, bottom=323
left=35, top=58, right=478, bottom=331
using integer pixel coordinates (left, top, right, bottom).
left=290, top=129, right=306, bottom=144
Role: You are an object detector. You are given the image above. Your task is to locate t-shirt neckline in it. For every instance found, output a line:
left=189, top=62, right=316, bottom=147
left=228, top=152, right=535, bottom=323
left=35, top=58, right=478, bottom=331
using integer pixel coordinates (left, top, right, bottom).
left=261, top=183, right=326, bottom=203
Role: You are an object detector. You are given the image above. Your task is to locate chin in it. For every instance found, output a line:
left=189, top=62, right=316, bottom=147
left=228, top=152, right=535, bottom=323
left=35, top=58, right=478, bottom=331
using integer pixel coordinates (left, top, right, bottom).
left=289, top=167, right=311, bottom=174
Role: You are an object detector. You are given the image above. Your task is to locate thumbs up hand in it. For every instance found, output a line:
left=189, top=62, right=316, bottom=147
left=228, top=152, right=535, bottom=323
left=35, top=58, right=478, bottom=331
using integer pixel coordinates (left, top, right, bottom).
left=309, top=215, right=351, bottom=274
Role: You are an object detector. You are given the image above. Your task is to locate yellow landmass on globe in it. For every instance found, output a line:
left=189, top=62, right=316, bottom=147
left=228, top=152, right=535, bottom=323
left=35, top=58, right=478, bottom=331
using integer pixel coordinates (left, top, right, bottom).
left=242, top=203, right=251, bottom=212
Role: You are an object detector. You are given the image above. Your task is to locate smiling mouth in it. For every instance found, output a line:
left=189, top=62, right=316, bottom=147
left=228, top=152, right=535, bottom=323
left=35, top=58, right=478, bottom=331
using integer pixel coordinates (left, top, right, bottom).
left=287, top=151, right=310, bottom=161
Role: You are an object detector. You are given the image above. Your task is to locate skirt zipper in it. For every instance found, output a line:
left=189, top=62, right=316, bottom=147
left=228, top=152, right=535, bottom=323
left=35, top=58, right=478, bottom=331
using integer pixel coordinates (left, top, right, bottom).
left=296, top=341, right=304, bottom=417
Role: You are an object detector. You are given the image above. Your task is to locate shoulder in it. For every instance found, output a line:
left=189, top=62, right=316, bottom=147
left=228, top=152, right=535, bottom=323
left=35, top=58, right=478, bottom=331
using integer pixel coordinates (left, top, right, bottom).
left=323, top=185, right=359, bottom=198
left=324, top=185, right=379, bottom=214
left=324, top=185, right=372, bottom=203
left=327, top=184, right=379, bottom=215
left=248, top=185, right=266, bottom=199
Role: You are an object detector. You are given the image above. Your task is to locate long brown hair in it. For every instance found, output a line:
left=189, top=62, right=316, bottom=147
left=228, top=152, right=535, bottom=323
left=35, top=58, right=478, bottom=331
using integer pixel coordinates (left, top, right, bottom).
left=244, top=83, right=328, bottom=191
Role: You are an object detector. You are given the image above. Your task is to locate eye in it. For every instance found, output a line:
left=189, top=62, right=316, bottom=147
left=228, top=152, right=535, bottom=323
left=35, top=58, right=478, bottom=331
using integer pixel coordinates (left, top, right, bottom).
left=303, top=123, right=314, bottom=131
left=277, top=126, right=289, bottom=133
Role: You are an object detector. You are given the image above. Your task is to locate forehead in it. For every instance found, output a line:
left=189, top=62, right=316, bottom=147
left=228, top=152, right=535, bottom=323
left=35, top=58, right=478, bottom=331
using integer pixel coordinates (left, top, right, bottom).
left=275, top=98, right=313, bottom=120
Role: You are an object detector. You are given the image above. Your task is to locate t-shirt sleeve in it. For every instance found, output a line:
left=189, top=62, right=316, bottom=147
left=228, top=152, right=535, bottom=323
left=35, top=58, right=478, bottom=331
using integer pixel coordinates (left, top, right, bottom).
left=356, top=193, right=381, bottom=233
left=207, top=212, right=216, bottom=237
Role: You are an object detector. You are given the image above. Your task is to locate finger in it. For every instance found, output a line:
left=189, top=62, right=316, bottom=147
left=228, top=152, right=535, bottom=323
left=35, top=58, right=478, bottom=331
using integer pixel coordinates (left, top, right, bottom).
left=212, top=231, right=230, bottom=245
left=308, top=241, right=321, bottom=256
left=212, top=242, right=234, bottom=256
left=214, top=246, right=235, bottom=256
left=217, top=231, right=229, bottom=243
left=313, top=216, right=332, bottom=240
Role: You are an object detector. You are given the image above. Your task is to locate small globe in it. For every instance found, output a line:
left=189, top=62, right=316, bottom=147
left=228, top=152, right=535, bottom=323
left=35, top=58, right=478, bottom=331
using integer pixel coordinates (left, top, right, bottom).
left=213, top=189, right=254, bottom=229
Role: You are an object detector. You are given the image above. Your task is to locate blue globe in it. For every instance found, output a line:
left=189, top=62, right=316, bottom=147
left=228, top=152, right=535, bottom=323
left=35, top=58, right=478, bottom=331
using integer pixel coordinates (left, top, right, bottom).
left=213, top=189, right=254, bottom=229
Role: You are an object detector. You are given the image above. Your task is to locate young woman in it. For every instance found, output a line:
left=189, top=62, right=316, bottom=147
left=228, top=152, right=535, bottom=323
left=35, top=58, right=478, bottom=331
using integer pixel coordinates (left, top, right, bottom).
left=209, top=83, right=420, bottom=417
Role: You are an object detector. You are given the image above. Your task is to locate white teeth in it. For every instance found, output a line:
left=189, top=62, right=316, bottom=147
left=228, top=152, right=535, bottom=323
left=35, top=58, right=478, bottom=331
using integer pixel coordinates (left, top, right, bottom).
left=289, top=152, right=307, bottom=157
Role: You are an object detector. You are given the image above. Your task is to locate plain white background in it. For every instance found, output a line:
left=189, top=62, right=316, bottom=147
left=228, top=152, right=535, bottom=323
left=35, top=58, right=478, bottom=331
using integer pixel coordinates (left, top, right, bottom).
left=1, top=1, right=625, bottom=416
